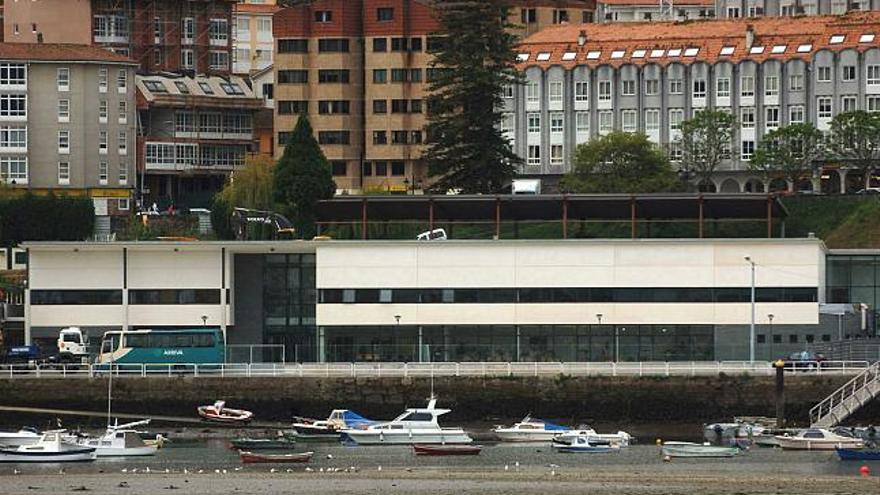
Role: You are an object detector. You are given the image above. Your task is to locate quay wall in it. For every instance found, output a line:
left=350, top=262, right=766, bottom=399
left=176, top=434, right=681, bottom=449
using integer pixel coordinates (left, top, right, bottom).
left=1, top=375, right=878, bottom=427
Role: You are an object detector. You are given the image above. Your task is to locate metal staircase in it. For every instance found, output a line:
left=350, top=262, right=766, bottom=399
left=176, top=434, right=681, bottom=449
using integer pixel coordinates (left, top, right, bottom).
left=810, top=361, right=880, bottom=428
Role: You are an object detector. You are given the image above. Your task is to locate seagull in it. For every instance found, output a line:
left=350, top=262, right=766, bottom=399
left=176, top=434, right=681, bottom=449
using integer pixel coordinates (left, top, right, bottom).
left=222, top=469, right=227, bottom=474
left=214, top=469, right=220, bottom=474
left=183, top=469, right=188, bottom=475
left=197, top=469, right=204, bottom=474
left=319, top=468, right=324, bottom=473
left=377, top=465, right=382, bottom=472
left=164, top=468, right=170, bottom=474
left=285, top=469, right=292, bottom=473
left=13, top=469, right=21, bottom=475
left=326, top=454, right=333, bottom=459
left=551, top=469, right=557, bottom=476
left=234, top=467, right=242, bottom=472
left=58, top=468, right=65, bottom=475
left=131, top=469, right=138, bottom=474
left=121, top=468, right=128, bottom=473
left=145, top=467, right=151, bottom=474
left=304, top=467, right=313, bottom=472
left=504, top=465, right=509, bottom=472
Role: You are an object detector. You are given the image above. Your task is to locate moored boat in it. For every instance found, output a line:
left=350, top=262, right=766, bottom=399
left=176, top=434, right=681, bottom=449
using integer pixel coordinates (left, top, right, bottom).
left=198, top=401, right=254, bottom=424
left=413, top=444, right=482, bottom=456
left=0, top=431, right=96, bottom=462
left=291, top=410, right=372, bottom=439
left=661, top=441, right=740, bottom=458
left=76, top=420, right=158, bottom=457
left=340, top=397, right=472, bottom=446
left=836, top=447, right=880, bottom=461
left=493, top=416, right=568, bottom=442
left=776, top=428, right=864, bottom=451
left=230, top=437, right=297, bottom=450
left=239, top=450, right=314, bottom=464
left=552, top=425, right=633, bottom=447
left=553, top=435, right=617, bottom=453
left=0, top=427, right=41, bottom=448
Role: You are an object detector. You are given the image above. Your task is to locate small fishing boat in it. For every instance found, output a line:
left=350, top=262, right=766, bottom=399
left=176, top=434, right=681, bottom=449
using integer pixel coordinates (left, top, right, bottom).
left=291, top=410, right=372, bottom=440
left=230, top=437, right=297, bottom=450
left=239, top=450, right=314, bottom=464
left=552, top=435, right=617, bottom=453
left=836, top=448, right=880, bottom=461
left=493, top=415, right=568, bottom=442
left=776, top=428, right=864, bottom=451
left=661, top=441, right=740, bottom=458
left=0, top=431, right=96, bottom=462
left=553, top=425, right=633, bottom=447
left=0, top=427, right=41, bottom=447
left=412, top=444, right=482, bottom=456
left=75, top=420, right=158, bottom=457
left=198, top=401, right=254, bottom=424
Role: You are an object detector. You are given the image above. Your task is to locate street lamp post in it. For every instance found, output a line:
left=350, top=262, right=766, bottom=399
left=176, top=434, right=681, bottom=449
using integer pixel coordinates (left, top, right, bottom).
left=768, top=313, right=775, bottom=360
left=745, top=256, right=756, bottom=363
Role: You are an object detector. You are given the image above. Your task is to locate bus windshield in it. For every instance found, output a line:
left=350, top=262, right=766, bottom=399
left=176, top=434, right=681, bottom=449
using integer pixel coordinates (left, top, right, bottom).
left=100, top=334, right=119, bottom=354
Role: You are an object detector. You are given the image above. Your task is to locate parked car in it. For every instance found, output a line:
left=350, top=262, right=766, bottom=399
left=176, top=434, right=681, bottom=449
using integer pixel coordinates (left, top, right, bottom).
left=781, top=351, right=827, bottom=370
left=855, top=188, right=880, bottom=195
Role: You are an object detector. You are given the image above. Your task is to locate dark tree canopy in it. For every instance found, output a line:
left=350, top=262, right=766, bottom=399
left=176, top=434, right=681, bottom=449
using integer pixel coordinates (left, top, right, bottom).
left=826, top=110, right=880, bottom=190
left=423, top=0, right=522, bottom=193
left=273, top=114, right=336, bottom=239
left=0, top=192, right=95, bottom=245
left=750, top=123, right=824, bottom=191
left=561, top=132, right=683, bottom=193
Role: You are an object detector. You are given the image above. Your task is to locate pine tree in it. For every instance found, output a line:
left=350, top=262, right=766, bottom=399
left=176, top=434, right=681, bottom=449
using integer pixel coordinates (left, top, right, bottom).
left=423, top=0, right=522, bottom=193
left=273, top=114, right=336, bottom=239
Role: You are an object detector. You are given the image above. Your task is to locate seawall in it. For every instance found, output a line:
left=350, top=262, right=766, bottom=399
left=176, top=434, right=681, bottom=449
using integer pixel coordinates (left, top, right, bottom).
left=1, top=375, right=878, bottom=427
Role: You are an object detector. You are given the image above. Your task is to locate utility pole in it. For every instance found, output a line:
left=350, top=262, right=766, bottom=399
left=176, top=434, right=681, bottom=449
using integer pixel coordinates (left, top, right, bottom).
left=745, top=256, right=756, bottom=363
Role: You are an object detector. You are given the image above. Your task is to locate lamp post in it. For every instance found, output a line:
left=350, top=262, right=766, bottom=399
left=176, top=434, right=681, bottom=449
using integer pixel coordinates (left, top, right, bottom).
left=744, top=256, right=756, bottom=363
left=768, top=313, right=775, bottom=360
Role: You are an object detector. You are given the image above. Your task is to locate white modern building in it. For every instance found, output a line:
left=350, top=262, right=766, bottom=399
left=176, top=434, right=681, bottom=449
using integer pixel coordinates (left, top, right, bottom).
left=22, top=237, right=825, bottom=362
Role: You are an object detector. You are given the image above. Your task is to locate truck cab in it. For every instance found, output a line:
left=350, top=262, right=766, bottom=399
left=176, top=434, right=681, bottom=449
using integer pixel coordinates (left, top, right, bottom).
left=57, top=327, right=89, bottom=362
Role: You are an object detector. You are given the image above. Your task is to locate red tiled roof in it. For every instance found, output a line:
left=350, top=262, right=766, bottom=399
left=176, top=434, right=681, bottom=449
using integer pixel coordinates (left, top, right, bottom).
left=516, top=12, right=880, bottom=69
left=512, top=0, right=594, bottom=6
left=598, top=0, right=711, bottom=5
left=0, top=43, right=135, bottom=64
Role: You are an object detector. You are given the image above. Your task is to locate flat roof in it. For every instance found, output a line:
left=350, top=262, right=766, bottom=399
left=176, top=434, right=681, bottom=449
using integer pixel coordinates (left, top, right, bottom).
left=317, top=194, right=787, bottom=222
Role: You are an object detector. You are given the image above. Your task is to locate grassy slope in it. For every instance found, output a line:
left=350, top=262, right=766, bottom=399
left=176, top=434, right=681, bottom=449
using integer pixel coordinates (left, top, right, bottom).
left=782, top=196, right=880, bottom=248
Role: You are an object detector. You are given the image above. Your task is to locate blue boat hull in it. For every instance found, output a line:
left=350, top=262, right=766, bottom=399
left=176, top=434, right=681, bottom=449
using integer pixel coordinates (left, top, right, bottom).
left=836, top=448, right=880, bottom=461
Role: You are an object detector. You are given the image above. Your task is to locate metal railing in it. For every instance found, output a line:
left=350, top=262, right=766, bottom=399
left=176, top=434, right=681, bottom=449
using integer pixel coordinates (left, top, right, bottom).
left=0, top=360, right=870, bottom=379
left=809, top=360, right=880, bottom=427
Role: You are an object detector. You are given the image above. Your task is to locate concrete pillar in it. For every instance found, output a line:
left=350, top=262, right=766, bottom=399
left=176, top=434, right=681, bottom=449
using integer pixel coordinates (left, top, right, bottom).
left=23, top=288, right=31, bottom=345
left=839, top=169, right=848, bottom=194
left=317, top=327, right=325, bottom=363
left=417, top=326, right=423, bottom=363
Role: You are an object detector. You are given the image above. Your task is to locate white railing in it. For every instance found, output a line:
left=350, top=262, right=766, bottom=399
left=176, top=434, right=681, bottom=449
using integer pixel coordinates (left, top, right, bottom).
left=0, top=360, right=870, bottom=379
left=809, top=360, right=880, bottom=427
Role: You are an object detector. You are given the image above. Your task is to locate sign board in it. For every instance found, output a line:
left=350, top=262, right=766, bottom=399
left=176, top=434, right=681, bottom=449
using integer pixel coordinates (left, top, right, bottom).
left=93, top=198, right=109, bottom=216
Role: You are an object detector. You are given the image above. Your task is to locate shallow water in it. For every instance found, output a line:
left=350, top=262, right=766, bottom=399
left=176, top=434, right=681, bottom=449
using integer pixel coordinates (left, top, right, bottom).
left=1, top=440, right=877, bottom=478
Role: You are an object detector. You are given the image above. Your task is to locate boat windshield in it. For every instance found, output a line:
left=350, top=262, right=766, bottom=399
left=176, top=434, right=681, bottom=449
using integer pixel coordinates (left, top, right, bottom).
left=803, top=430, right=825, bottom=439
left=399, top=412, right=434, bottom=422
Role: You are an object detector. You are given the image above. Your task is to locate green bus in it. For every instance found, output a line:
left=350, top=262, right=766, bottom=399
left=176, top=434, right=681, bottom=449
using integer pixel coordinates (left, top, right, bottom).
left=96, top=329, right=225, bottom=365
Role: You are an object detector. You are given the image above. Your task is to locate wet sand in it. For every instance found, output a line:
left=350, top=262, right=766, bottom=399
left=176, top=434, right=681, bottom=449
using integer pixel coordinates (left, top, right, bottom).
left=2, top=468, right=878, bottom=495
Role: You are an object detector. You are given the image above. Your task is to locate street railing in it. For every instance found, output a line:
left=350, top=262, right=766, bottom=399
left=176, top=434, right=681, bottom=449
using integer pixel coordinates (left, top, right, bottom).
left=0, top=360, right=870, bottom=379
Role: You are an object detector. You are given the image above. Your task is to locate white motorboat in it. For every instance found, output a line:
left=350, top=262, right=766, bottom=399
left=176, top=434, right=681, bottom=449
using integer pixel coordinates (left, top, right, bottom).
left=0, top=427, right=41, bottom=447
left=340, top=398, right=472, bottom=445
left=661, top=441, right=740, bottom=458
left=553, top=425, right=633, bottom=447
left=75, top=419, right=158, bottom=457
left=493, top=415, right=569, bottom=442
left=776, top=428, right=865, bottom=451
left=552, top=434, right=619, bottom=453
left=0, top=431, right=96, bottom=462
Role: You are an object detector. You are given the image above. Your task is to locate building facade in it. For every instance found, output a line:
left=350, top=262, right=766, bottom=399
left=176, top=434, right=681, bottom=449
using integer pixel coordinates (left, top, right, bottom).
left=3, top=0, right=236, bottom=75
left=233, top=1, right=280, bottom=75
left=23, top=238, right=826, bottom=362
left=509, top=12, right=880, bottom=192
left=136, top=74, right=263, bottom=209
left=0, top=44, right=138, bottom=219
left=597, top=0, right=715, bottom=23
left=714, top=0, right=880, bottom=18
left=273, top=0, right=597, bottom=194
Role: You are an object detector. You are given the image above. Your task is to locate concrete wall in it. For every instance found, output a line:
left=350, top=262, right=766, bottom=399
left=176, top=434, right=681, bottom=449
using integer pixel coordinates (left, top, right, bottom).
left=3, top=0, right=92, bottom=44
left=1, top=375, right=876, bottom=427
left=316, top=239, right=824, bottom=326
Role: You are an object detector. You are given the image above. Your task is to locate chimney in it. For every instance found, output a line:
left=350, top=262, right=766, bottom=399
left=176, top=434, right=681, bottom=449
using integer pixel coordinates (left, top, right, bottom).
left=745, top=24, right=755, bottom=50
left=577, top=30, right=587, bottom=47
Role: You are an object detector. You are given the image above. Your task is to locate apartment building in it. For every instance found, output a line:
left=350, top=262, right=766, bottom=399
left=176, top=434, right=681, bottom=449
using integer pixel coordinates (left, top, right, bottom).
left=274, top=0, right=597, bottom=194
left=715, top=0, right=880, bottom=17
left=136, top=74, right=263, bottom=209
left=0, top=44, right=138, bottom=217
left=508, top=12, right=880, bottom=193
left=597, top=0, right=715, bottom=22
left=4, top=0, right=235, bottom=74
left=233, top=1, right=281, bottom=75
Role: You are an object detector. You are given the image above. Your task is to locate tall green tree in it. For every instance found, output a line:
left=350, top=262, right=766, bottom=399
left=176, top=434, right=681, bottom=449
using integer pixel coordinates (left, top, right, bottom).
left=561, top=132, right=682, bottom=193
left=218, top=154, right=275, bottom=210
left=423, top=0, right=522, bottom=193
left=751, top=123, right=824, bottom=192
left=678, top=109, right=736, bottom=191
left=273, top=115, right=336, bottom=239
left=826, top=110, right=880, bottom=190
